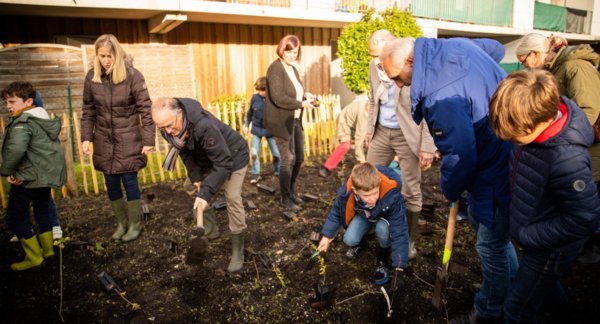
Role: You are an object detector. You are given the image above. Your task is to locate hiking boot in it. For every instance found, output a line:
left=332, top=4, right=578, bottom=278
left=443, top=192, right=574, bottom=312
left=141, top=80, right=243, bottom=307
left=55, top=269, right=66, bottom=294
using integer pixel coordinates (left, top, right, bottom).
left=450, top=309, right=502, bottom=324
left=250, top=174, right=261, bottom=184
left=52, top=226, right=63, bottom=240
left=373, top=261, right=390, bottom=285
left=319, top=166, right=332, bottom=178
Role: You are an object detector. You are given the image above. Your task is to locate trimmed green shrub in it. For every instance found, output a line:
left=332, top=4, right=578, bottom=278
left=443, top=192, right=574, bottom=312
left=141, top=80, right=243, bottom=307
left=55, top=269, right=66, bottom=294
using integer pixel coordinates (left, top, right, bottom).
left=337, top=8, right=423, bottom=94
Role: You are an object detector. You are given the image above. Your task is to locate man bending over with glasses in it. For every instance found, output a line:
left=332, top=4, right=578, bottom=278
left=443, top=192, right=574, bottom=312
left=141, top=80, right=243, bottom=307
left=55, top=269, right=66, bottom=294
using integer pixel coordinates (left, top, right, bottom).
left=152, top=97, right=249, bottom=273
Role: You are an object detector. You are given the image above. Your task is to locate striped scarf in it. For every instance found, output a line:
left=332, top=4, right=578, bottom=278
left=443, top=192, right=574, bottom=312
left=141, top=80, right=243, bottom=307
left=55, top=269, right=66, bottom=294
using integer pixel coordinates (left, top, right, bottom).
left=161, top=113, right=188, bottom=171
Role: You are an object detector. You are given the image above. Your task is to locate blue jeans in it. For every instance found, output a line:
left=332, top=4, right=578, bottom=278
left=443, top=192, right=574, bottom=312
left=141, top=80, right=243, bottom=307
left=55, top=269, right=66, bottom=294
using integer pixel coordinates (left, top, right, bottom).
left=503, top=248, right=580, bottom=323
left=468, top=205, right=518, bottom=318
left=343, top=215, right=391, bottom=248
left=104, top=172, right=141, bottom=201
left=251, top=134, right=281, bottom=175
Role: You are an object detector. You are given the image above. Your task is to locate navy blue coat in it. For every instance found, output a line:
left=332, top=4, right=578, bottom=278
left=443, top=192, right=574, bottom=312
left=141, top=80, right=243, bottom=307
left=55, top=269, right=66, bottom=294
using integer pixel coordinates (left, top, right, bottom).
left=245, top=93, right=272, bottom=138
left=411, top=37, right=510, bottom=228
left=320, top=166, right=409, bottom=268
left=510, top=98, right=600, bottom=253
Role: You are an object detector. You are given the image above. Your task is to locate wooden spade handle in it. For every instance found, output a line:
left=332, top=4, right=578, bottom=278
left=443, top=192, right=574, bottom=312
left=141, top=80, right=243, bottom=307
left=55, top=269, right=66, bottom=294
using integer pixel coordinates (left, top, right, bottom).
left=196, top=206, right=204, bottom=229
left=442, top=200, right=460, bottom=270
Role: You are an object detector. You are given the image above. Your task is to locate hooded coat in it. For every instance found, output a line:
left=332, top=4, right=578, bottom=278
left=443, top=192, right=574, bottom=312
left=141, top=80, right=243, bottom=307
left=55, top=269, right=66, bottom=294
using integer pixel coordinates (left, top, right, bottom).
left=509, top=97, right=600, bottom=253
left=410, top=37, right=510, bottom=228
left=0, top=107, right=66, bottom=188
left=546, top=44, right=600, bottom=181
left=80, top=57, right=155, bottom=174
left=320, top=166, right=409, bottom=269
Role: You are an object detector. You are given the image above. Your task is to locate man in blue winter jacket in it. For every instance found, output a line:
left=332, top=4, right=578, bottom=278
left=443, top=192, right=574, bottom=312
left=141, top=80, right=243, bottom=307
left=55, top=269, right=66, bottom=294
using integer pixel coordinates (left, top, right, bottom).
left=380, top=37, right=518, bottom=323
left=317, top=162, right=409, bottom=292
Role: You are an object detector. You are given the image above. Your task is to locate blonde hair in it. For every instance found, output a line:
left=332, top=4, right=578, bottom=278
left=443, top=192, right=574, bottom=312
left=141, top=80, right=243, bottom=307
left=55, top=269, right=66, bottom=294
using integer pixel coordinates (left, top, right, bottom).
left=350, top=162, right=380, bottom=191
left=489, top=70, right=559, bottom=140
left=92, top=34, right=128, bottom=84
left=515, top=33, right=568, bottom=56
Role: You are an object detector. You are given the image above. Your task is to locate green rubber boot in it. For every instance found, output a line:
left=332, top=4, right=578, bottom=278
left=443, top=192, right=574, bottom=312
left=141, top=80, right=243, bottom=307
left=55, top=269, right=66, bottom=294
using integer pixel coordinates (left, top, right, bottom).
left=203, top=209, right=220, bottom=240
left=121, top=200, right=142, bottom=242
left=11, top=236, right=44, bottom=271
left=406, top=210, right=420, bottom=260
left=110, top=198, right=128, bottom=240
left=227, top=233, right=245, bottom=273
left=39, top=231, right=55, bottom=259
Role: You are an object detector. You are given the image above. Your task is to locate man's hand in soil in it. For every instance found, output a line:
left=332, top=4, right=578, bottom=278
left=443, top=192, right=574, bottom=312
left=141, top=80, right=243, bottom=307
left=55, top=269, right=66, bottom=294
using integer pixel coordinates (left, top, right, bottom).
left=388, top=268, right=404, bottom=292
left=194, top=197, right=208, bottom=211
left=317, top=236, right=334, bottom=252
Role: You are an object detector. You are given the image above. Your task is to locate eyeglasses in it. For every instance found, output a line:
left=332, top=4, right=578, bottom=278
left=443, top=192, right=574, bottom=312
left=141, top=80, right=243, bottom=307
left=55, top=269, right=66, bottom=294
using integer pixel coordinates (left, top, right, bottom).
left=158, top=110, right=179, bottom=133
left=519, top=51, right=533, bottom=65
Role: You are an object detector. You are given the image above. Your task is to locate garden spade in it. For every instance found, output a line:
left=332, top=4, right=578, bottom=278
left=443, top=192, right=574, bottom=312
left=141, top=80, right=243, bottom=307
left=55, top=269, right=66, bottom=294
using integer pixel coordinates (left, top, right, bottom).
left=432, top=200, right=459, bottom=310
left=186, top=207, right=208, bottom=265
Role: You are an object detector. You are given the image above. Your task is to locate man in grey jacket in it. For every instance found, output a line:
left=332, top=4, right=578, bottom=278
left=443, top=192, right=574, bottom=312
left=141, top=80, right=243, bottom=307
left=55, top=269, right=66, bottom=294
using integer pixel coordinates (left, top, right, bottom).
left=363, top=29, right=437, bottom=260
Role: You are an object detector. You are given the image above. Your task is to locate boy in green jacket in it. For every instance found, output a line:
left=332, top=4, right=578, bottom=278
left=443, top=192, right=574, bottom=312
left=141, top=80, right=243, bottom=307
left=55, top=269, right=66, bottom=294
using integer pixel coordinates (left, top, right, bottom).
left=1, top=81, right=66, bottom=271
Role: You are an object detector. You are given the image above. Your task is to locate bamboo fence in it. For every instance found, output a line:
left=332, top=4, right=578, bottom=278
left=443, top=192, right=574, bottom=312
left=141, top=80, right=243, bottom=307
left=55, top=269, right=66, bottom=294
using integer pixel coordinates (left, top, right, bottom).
left=0, top=94, right=340, bottom=208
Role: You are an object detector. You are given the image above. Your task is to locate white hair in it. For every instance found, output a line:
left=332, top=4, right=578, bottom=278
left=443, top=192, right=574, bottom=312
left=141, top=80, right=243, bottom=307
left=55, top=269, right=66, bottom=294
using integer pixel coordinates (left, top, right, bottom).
left=381, top=37, right=415, bottom=69
left=515, top=33, right=567, bottom=56
left=368, top=29, right=395, bottom=48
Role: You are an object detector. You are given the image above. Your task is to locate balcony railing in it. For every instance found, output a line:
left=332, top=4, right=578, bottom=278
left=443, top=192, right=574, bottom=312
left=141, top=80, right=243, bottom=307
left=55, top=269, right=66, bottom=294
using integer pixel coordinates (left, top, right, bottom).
left=206, top=0, right=291, bottom=7
left=534, top=1, right=592, bottom=34
left=411, top=0, right=513, bottom=27
left=334, top=0, right=410, bottom=13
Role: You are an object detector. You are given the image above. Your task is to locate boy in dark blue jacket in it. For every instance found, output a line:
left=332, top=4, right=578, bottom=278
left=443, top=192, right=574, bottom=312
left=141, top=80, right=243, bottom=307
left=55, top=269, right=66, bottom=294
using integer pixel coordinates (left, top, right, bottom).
left=317, top=162, right=409, bottom=292
left=243, top=77, right=281, bottom=184
left=489, top=70, right=600, bottom=323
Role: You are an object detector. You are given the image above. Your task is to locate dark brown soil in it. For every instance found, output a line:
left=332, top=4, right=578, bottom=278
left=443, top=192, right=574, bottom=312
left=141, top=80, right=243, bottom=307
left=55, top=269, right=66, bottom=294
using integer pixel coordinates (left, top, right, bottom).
left=1, top=158, right=598, bottom=323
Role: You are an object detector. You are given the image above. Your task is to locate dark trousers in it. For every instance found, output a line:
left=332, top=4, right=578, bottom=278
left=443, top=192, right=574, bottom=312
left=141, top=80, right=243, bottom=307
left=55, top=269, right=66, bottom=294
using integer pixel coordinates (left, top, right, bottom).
left=503, top=248, right=580, bottom=323
left=6, top=185, right=52, bottom=239
left=275, top=120, right=304, bottom=201
left=104, top=172, right=141, bottom=201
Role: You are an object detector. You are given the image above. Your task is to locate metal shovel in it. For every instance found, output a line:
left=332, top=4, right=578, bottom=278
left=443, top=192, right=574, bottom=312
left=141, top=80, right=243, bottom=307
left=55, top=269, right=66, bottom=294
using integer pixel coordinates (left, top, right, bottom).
left=186, top=207, right=208, bottom=265
left=431, top=200, right=459, bottom=310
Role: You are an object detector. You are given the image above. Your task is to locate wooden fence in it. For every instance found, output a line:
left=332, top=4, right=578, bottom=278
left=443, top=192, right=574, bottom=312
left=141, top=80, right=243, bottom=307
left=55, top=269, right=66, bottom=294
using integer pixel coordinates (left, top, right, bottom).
left=0, top=94, right=340, bottom=208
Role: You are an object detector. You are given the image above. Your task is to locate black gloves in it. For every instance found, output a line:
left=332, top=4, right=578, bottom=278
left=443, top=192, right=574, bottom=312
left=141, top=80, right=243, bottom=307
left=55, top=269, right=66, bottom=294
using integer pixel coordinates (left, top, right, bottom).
left=389, top=268, right=405, bottom=292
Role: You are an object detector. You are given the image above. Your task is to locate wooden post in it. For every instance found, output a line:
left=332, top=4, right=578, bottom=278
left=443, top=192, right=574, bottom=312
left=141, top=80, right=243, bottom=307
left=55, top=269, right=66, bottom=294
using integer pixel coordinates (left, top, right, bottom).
left=60, top=114, right=78, bottom=197
left=72, top=112, right=89, bottom=195
left=155, top=131, right=165, bottom=182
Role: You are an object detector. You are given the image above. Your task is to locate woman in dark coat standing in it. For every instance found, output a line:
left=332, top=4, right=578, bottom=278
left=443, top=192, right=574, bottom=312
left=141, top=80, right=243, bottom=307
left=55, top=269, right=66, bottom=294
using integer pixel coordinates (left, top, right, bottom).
left=81, top=34, right=155, bottom=242
left=263, top=35, right=316, bottom=212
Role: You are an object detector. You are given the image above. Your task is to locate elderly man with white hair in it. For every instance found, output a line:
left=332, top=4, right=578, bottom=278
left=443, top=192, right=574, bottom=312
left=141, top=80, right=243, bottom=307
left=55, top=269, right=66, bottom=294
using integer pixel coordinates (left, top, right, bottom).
left=380, top=37, right=518, bottom=323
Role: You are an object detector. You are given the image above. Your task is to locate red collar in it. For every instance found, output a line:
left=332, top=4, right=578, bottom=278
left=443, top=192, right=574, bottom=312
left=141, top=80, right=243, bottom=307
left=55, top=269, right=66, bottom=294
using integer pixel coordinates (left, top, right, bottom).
left=533, top=100, right=568, bottom=143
